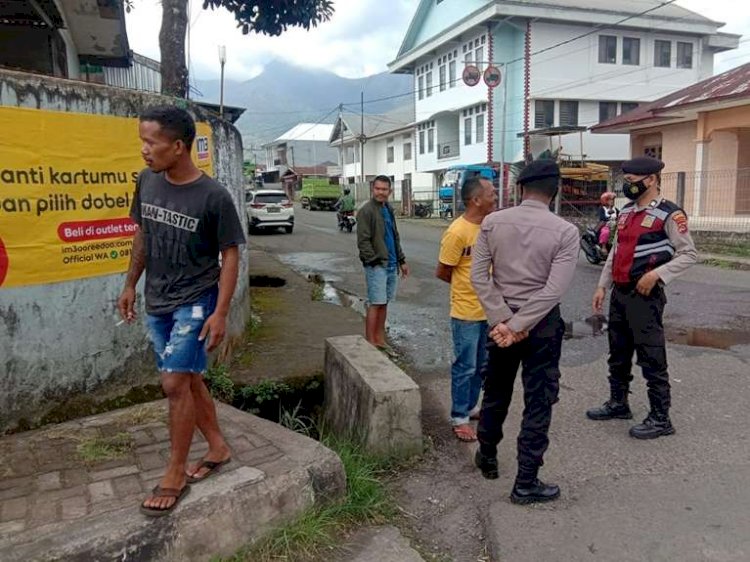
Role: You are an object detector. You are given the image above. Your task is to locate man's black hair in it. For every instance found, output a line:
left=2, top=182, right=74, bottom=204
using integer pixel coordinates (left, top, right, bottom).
left=139, top=105, right=196, bottom=150
left=521, top=176, right=559, bottom=199
left=371, top=175, right=392, bottom=187
left=461, top=177, right=486, bottom=204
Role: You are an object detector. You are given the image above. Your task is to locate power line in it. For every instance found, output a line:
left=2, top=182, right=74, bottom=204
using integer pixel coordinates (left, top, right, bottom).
left=342, top=0, right=683, bottom=108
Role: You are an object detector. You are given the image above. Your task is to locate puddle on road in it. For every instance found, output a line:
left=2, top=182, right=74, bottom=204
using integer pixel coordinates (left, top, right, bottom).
left=307, top=273, right=367, bottom=315
left=666, top=328, right=750, bottom=350
left=279, top=253, right=356, bottom=278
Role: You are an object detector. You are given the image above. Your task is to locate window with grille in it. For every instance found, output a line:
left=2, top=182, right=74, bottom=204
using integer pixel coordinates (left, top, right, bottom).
left=426, top=72, right=433, bottom=97
left=403, top=142, right=412, bottom=161
left=475, top=47, right=484, bottom=71
left=427, top=129, right=435, bottom=153
left=464, top=118, right=473, bottom=145
left=535, top=100, right=554, bottom=128
left=620, top=102, right=639, bottom=114
left=654, top=40, right=671, bottom=68
left=439, top=65, right=446, bottom=91
left=623, top=37, right=640, bottom=65
left=418, top=76, right=424, bottom=100
left=559, top=101, right=579, bottom=126
left=449, top=60, right=456, bottom=88
left=419, top=131, right=425, bottom=154
left=599, top=101, right=618, bottom=123
left=476, top=114, right=485, bottom=143
left=677, top=42, right=693, bottom=69
left=599, top=36, right=617, bottom=64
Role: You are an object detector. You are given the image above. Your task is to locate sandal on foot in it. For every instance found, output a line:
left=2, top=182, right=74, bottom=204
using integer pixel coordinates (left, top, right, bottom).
left=140, top=485, right=191, bottom=517
left=186, top=457, right=231, bottom=484
left=452, top=424, right=477, bottom=442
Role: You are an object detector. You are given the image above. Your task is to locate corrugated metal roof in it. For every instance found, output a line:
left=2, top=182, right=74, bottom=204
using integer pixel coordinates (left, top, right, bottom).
left=592, top=62, right=750, bottom=132
left=274, top=123, right=335, bottom=143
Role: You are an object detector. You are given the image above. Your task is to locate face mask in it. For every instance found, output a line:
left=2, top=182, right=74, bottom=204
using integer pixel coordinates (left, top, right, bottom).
left=623, top=180, right=648, bottom=200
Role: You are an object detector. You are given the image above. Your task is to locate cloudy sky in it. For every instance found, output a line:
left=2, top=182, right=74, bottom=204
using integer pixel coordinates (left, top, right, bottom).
left=125, top=0, right=750, bottom=82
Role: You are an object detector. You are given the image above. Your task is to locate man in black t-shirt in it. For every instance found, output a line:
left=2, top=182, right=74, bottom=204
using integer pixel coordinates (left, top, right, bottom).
left=118, top=106, right=245, bottom=517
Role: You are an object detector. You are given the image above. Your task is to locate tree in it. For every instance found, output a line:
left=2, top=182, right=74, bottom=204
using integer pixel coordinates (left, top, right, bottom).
left=157, top=0, right=334, bottom=98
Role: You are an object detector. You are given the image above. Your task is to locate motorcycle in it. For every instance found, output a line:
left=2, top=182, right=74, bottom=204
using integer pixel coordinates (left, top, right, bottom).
left=580, top=226, right=605, bottom=264
left=413, top=201, right=433, bottom=218
left=337, top=210, right=356, bottom=232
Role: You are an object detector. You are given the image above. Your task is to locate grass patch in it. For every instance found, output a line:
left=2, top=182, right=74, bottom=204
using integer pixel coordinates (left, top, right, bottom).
left=218, top=431, right=398, bottom=562
left=310, top=283, right=325, bottom=302
left=76, top=432, right=133, bottom=464
left=698, top=243, right=750, bottom=258
left=700, top=257, right=750, bottom=271
left=204, top=364, right=236, bottom=404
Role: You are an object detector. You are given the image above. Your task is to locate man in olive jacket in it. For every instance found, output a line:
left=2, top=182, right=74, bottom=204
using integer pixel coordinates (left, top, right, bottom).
left=357, top=175, right=409, bottom=348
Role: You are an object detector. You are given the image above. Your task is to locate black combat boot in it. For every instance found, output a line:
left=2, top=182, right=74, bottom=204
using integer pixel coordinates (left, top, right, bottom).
left=629, top=411, right=675, bottom=439
left=586, top=386, right=632, bottom=420
left=510, top=479, right=561, bottom=505
left=475, top=450, right=499, bottom=480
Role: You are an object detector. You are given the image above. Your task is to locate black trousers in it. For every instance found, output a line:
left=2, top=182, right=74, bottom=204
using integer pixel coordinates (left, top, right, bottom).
left=477, top=306, right=565, bottom=483
left=608, top=284, right=670, bottom=412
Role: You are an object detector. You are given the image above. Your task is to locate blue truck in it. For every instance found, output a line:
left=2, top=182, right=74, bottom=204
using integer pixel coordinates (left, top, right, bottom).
left=438, top=165, right=502, bottom=218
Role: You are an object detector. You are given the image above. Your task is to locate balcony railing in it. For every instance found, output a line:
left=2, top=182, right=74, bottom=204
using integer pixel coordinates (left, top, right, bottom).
left=437, top=140, right=460, bottom=160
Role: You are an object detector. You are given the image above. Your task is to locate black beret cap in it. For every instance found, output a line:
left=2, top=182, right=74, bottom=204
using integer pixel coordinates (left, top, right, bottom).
left=517, top=159, right=560, bottom=184
left=622, top=156, right=665, bottom=175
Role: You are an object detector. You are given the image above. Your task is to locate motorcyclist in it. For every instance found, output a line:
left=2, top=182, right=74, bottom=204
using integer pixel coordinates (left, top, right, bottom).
left=335, top=188, right=356, bottom=226
left=597, top=192, right=618, bottom=255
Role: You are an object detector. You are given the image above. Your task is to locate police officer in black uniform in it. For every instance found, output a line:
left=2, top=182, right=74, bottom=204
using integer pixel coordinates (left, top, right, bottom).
left=471, top=160, right=580, bottom=504
left=587, top=156, right=697, bottom=439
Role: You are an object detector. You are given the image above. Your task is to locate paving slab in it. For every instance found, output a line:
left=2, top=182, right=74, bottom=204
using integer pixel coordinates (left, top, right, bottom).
left=0, top=401, right=346, bottom=562
left=336, top=525, right=426, bottom=562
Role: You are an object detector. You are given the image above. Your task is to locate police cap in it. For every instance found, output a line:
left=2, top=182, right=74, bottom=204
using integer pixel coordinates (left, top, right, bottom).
left=622, top=156, right=665, bottom=176
left=517, top=159, right=560, bottom=185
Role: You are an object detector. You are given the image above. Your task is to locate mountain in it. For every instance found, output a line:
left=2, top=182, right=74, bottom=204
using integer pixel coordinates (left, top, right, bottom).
left=192, top=60, right=413, bottom=153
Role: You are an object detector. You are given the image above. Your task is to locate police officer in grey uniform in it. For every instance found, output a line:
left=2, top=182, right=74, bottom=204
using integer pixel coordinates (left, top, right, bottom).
left=587, top=156, right=697, bottom=439
left=471, top=160, right=579, bottom=505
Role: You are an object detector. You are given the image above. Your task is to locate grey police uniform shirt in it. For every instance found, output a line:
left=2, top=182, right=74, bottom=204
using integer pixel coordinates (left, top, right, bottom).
left=597, top=196, right=697, bottom=289
left=130, top=169, right=246, bottom=315
left=470, top=199, right=580, bottom=333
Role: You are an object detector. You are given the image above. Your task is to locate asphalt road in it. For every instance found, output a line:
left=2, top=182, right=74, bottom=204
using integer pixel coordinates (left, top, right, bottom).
left=249, top=205, right=750, bottom=371
left=251, top=205, right=750, bottom=562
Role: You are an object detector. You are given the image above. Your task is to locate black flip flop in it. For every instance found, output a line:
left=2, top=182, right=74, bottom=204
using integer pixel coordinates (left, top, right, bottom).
left=186, top=457, right=231, bottom=484
left=140, top=485, right=191, bottom=517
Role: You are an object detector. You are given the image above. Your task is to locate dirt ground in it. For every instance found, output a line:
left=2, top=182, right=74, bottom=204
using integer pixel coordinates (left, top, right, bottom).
left=243, top=249, right=489, bottom=561
left=231, top=250, right=363, bottom=385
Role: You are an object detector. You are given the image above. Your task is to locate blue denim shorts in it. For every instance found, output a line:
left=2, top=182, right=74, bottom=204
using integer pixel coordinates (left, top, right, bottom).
left=364, top=264, right=398, bottom=306
left=145, top=288, right=218, bottom=374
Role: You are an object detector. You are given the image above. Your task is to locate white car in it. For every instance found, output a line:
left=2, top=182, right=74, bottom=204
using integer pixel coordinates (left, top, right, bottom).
left=246, top=189, right=294, bottom=234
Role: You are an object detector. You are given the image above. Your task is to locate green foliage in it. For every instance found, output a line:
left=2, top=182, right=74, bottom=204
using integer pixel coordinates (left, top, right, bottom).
left=217, top=431, right=397, bottom=562
left=204, top=364, right=236, bottom=404
left=239, top=380, right=291, bottom=404
left=278, top=401, right=316, bottom=436
left=202, top=0, right=335, bottom=36
left=77, top=432, right=134, bottom=464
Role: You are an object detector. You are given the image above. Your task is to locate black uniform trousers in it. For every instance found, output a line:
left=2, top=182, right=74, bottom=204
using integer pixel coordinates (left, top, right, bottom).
left=477, top=306, right=565, bottom=484
left=608, top=284, right=670, bottom=412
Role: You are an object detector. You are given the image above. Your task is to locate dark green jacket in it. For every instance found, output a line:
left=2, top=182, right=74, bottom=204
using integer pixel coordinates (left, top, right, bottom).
left=357, top=199, right=406, bottom=266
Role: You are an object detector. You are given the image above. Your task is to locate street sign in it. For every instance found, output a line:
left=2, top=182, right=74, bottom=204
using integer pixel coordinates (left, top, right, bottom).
left=462, top=65, right=481, bottom=87
left=484, top=65, right=502, bottom=88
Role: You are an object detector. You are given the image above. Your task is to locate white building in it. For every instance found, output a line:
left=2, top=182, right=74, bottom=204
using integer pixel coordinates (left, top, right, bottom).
left=388, top=0, right=739, bottom=180
left=329, top=105, right=433, bottom=206
left=262, top=123, right=338, bottom=180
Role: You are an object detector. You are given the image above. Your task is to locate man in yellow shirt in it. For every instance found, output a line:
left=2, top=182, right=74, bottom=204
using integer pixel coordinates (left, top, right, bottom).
left=436, top=177, right=498, bottom=441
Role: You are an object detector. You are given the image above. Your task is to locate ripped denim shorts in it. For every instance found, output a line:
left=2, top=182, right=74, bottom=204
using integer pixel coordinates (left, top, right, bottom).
left=145, top=288, right=218, bottom=374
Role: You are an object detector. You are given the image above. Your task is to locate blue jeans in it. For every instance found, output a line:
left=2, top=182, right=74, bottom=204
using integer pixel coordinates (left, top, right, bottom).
left=364, top=264, right=399, bottom=305
left=146, top=288, right=218, bottom=374
left=451, top=318, right=489, bottom=425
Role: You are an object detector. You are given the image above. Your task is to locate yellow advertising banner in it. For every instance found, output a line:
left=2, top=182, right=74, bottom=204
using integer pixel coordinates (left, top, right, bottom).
left=0, top=107, right=213, bottom=288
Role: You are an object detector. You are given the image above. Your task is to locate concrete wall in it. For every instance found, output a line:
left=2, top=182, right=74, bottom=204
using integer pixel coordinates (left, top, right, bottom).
left=0, top=69, right=250, bottom=431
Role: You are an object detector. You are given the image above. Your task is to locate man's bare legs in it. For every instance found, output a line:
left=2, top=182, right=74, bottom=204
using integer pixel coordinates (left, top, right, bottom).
left=187, top=375, right=231, bottom=478
left=142, top=373, right=195, bottom=510
left=365, top=304, right=389, bottom=347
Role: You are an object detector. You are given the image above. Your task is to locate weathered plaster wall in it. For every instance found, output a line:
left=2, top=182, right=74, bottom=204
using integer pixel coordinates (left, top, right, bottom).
left=0, top=69, right=250, bottom=431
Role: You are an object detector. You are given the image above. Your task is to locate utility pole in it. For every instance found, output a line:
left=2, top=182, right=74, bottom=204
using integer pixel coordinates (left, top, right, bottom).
left=339, top=103, right=346, bottom=186
left=219, top=45, right=227, bottom=119
left=360, top=91, right=365, bottom=186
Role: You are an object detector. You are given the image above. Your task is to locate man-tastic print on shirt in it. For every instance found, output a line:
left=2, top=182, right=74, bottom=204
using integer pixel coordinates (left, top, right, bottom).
left=140, top=203, right=200, bottom=232
left=130, top=169, right=246, bottom=315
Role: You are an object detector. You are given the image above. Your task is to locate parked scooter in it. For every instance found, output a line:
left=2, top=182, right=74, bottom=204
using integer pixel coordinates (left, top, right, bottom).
left=580, top=226, right=605, bottom=264
left=337, top=210, right=356, bottom=232
left=413, top=201, right=433, bottom=218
